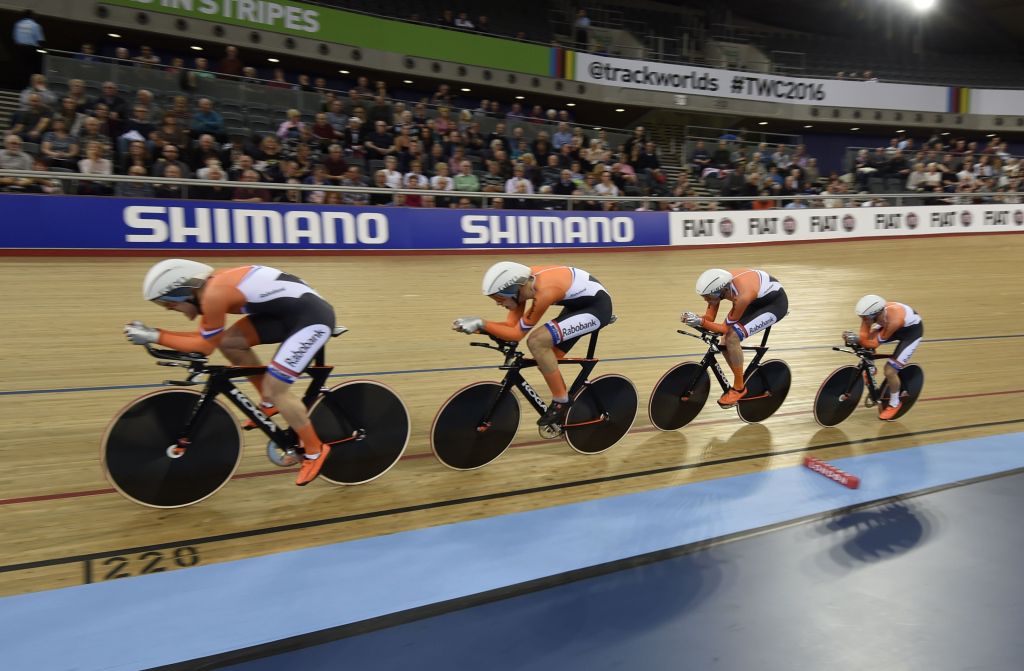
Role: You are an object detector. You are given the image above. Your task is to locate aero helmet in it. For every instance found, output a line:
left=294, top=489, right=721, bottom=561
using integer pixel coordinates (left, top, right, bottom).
left=855, top=294, right=886, bottom=317
left=143, top=259, right=214, bottom=302
left=482, top=261, right=531, bottom=297
left=695, top=268, right=733, bottom=297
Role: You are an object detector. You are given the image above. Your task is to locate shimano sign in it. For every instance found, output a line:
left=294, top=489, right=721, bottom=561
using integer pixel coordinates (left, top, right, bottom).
left=460, top=214, right=636, bottom=245
left=124, top=206, right=389, bottom=245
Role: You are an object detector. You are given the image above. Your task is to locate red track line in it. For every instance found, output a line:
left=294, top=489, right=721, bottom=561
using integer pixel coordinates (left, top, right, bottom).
left=3, top=388, right=1022, bottom=507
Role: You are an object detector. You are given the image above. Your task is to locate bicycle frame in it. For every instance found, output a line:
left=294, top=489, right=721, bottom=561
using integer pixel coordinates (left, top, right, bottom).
left=680, top=326, right=774, bottom=394
left=145, top=345, right=350, bottom=455
left=470, top=330, right=604, bottom=429
left=830, top=346, right=891, bottom=406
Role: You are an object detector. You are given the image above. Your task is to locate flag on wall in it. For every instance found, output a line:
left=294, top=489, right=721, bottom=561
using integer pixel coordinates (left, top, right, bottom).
left=948, top=87, right=970, bottom=114
left=550, top=47, right=574, bottom=79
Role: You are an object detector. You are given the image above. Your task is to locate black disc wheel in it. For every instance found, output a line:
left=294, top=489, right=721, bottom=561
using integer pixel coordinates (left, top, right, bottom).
left=310, top=381, right=410, bottom=485
left=565, top=374, right=638, bottom=454
left=737, top=360, right=792, bottom=423
left=648, top=362, right=710, bottom=431
left=878, top=364, right=925, bottom=420
left=101, top=389, right=242, bottom=508
left=813, top=365, right=865, bottom=427
left=431, top=382, right=520, bottom=470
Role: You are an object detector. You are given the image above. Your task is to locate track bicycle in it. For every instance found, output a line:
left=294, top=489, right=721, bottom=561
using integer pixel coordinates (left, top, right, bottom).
left=430, top=320, right=638, bottom=470
left=101, top=327, right=410, bottom=507
left=813, top=344, right=924, bottom=427
left=648, top=326, right=791, bottom=430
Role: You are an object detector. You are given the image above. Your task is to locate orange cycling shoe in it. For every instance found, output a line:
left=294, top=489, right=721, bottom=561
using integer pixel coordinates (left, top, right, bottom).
left=879, top=402, right=902, bottom=421
left=718, top=386, right=748, bottom=407
left=295, top=444, right=331, bottom=486
left=242, top=403, right=279, bottom=430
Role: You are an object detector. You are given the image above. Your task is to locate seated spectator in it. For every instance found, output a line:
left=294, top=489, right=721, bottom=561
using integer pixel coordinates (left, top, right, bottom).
left=318, top=143, right=347, bottom=184
left=188, top=134, right=224, bottom=172
left=906, top=162, right=928, bottom=191
left=118, top=104, right=158, bottom=154
left=115, top=165, right=153, bottom=198
left=0, top=135, right=33, bottom=191
left=311, top=112, right=337, bottom=149
left=190, top=98, right=225, bottom=141
left=90, top=82, right=127, bottom=121
left=154, top=163, right=185, bottom=199
left=218, top=45, right=243, bottom=77
left=454, top=12, right=474, bottom=29
left=10, top=93, right=51, bottom=142
left=253, top=135, right=284, bottom=181
left=751, top=190, right=775, bottom=210
left=711, top=139, right=733, bottom=171
left=340, top=166, right=369, bottom=205
left=233, top=169, right=270, bottom=202
left=40, top=118, right=79, bottom=170
left=19, top=73, right=57, bottom=110
left=54, top=97, right=86, bottom=137
left=771, top=144, right=791, bottom=169
left=151, top=144, right=192, bottom=178
left=540, top=153, right=562, bottom=187
left=803, top=157, right=820, bottom=185
left=134, top=45, right=161, bottom=68
left=480, top=160, right=505, bottom=192
left=690, top=140, right=711, bottom=174
left=505, top=164, right=534, bottom=194
left=276, top=108, right=305, bottom=141
left=118, top=140, right=152, bottom=175
left=77, top=141, right=113, bottom=196
left=593, top=169, right=621, bottom=209
left=551, top=122, right=573, bottom=150
left=784, top=196, right=808, bottom=209
left=403, top=160, right=429, bottom=189
left=369, top=170, right=393, bottom=205
left=363, top=120, right=396, bottom=162
left=23, top=157, right=64, bottom=195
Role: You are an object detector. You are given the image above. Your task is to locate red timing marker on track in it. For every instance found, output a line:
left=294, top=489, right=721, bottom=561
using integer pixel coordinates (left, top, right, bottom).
left=804, top=456, right=861, bottom=489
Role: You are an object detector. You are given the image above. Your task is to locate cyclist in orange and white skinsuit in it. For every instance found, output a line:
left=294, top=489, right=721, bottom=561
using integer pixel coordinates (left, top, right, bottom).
left=124, top=260, right=337, bottom=486
left=844, top=294, right=923, bottom=420
left=453, top=261, right=614, bottom=431
left=683, top=267, right=789, bottom=407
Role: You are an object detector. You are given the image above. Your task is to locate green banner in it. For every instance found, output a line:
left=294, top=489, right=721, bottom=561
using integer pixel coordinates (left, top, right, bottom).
left=102, top=0, right=549, bottom=75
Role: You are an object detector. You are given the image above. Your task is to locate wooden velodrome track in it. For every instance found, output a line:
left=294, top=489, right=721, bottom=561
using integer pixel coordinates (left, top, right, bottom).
left=2, top=234, right=1023, bottom=597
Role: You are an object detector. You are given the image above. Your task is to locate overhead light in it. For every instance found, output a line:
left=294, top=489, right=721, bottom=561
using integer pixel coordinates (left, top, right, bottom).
left=36, top=49, right=47, bottom=54
left=803, top=124, right=813, bottom=128
left=941, top=131, right=950, bottom=135
left=338, top=69, right=349, bottom=74
left=566, top=103, right=576, bottom=107
left=614, top=108, right=625, bottom=112
left=403, top=79, right=413, bottom=84
left=986, top=133, right=997, bottom=137
left=267, top=57, right=279, bottom=63
left=911, top=0, right=936, bottom=11
left=461, top=87, right=471, bottom=92
left=850, top=127, right=860, bottom=131
left=896, top=129, right=905, bottom=133
left=107, top=33, right=121, bottom=38
left=757, top=121, right=768, bottom=126
left=593, top=127, right=602, bottom=131
left=514, top=95, right=524, bottom=100
left=190, top=45, right=203, bottom=51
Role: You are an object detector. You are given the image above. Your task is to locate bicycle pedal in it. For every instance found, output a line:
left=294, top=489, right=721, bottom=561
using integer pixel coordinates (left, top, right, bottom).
left=537, top=424, right=563, bottom=440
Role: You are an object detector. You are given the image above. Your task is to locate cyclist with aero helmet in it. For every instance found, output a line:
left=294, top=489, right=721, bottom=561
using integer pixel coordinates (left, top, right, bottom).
left=682, top=268, right=789, bottom=407
left=453, top=261, right=614, bottom=431
left=123, top=259, right=337, bottom=486
left=844, top=294, right=923, bottom=421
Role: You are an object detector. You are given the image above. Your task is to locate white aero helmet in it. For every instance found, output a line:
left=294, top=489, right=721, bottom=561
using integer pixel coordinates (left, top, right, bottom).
left=855, top=294, right=886, bottom=317
left=482, top=261, right=531, bottom=297
left=143, top=259, right=214, bottom=302
left=695, top=268, right=733, bottom=297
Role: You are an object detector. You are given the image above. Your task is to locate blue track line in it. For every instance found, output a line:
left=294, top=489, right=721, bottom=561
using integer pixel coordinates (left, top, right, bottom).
left=2, top=333, right=1022, bottom=397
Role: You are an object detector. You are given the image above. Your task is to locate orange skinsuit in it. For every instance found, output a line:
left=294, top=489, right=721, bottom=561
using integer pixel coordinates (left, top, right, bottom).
left=482, top=265, right=573, bottom=342
left=157, top=266, right=254, bottom=354
left=859, top=302, right=912, bottom=349
left=699, top=268, right=760, bottom=336
left=481, top=265, right=575, bottom=400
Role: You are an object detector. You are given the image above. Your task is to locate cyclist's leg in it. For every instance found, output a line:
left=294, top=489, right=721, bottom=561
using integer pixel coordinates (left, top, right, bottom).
left=722, top=289, right=788, bottom=402
left=882, top=322, right=923, bottom=408
left=531, top=292, right=612, bottom=424
left=221, top=315, right=285, bottom=409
